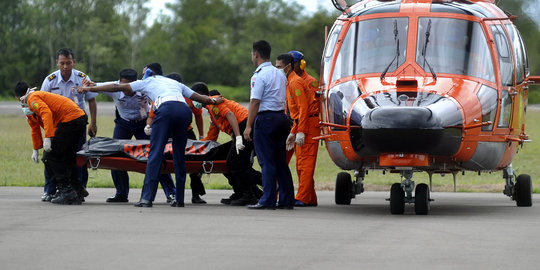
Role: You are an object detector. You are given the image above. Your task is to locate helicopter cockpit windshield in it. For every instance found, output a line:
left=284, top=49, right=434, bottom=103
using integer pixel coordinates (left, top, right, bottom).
left=416, top=17, right=495, bottom=82
left=330, top=17, right=409, bottom=83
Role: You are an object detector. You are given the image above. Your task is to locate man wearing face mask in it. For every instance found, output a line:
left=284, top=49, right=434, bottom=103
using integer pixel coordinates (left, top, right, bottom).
left=276, top=53, right=320, bottom=207
left=14, top=81, right=88, bottom=204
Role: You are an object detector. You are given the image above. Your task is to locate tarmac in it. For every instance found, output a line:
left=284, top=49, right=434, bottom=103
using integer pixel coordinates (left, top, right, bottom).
left=1, top=187, right=539, bottom=270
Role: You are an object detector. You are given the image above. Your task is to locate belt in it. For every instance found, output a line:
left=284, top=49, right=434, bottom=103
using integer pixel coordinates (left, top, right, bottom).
left=293, top=114, right=319, bottom=124
left=120, top=117, right=146, bottom=124
left=258, top=110, right=284, bottom=115
left=153, top=96, right=182, bottom=110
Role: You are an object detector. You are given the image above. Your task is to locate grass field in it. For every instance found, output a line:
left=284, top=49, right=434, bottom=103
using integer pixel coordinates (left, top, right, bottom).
left=1, top=111, right=539, bottom=193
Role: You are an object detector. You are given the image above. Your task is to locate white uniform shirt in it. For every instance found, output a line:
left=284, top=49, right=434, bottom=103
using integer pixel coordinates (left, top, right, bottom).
left=129, top=75, right=194, bottom=103
left=97, top=81, right=150, bottom=121
left=250, top=61, right=287, bottom=112
left=41, top=69, right=98, bottom=110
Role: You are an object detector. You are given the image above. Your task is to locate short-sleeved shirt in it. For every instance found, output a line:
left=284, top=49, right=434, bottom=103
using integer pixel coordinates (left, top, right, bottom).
left=98, top=80, right=150, bottom=121
left=129, top=75, right=194, bottom=103
left=41, top=69, right=98, bottom=110
left=250, top=62, right=287, bottom=112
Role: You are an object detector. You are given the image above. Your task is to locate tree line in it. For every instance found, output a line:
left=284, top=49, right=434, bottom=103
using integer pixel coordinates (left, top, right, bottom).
left=1, top=0, right=538, bottom=101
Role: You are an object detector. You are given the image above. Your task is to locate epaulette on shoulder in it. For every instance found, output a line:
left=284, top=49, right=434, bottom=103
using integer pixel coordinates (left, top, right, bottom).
left=78, top=72, right=87, bottom=78
left=48, top=74, right=56, bottom=81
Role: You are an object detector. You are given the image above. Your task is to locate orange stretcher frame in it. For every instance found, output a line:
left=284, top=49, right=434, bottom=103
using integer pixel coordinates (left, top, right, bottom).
left=77, top=156, right=229, bottom=175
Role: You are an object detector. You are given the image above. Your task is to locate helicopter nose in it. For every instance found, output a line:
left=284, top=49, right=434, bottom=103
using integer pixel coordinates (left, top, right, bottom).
left=360, top=107, right=447, bottom=154
left=362, top=107, right=442, bottom=129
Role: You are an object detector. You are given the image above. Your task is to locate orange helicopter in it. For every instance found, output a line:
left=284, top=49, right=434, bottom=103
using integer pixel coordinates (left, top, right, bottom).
left=318, top=0, right=540, bottom=214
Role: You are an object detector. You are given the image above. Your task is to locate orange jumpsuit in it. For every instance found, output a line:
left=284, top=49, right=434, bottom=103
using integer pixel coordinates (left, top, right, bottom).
left=300, top=71, right=320, bottom=99
left=26, top=91, right=85, bottom=150
left=202, top=97, right=248, bottom=141
left=286, top=72, right=320, bottom=206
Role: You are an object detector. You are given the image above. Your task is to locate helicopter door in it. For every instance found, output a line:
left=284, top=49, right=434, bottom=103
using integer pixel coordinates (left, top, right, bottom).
left=490, top=24, right=514, bottom=133
left=504, top=24, right=528, bottom=132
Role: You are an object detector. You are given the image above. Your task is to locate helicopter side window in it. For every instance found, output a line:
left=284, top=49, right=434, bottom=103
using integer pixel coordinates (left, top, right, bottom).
left=328, top=80, right=361, bottom=130
left=491, top=25, right=514, bottom=86
left=505, top=24, right=526, bottom=84
left=498, top=90, right=512, bottom=128
left=322, top=25, right=342, bottom=86
left=476, top=85, right=498, bottom=131
left=416, top=18, right=495, bottom=83
left=331, top=23, right=356, bottom=83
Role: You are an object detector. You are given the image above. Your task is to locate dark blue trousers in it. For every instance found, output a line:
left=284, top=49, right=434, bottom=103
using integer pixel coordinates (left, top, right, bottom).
left=43, top=126, right=88, bottom=194
left=253, top=111, right=294, bottom=207
left=111, top=117, right=175, bottom=199
left=141, top=101, right=191, bottom=202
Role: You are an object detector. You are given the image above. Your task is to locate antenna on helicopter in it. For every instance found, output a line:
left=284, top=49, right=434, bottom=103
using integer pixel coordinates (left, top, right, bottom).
left=331, top=0, right=348, bottom=12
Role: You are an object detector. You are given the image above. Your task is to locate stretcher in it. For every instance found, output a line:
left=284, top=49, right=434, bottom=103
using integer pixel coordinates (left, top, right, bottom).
left=76, top=137, right=231, bottom=174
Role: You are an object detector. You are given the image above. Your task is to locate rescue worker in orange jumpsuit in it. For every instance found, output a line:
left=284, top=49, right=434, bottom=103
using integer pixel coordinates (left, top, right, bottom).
left=276, top=53, right=320, bottom=207
left=288, top=50, right=320, bottom=100
left=15, top=81, right=88, bottom=204
left=192, top=83, right=263, bottom=206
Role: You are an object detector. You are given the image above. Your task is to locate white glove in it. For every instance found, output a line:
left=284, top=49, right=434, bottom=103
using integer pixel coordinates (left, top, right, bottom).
left=295, top=132, right=305, bottom=147
left=32, top=149, right=39, bottom=163
left=144, top=125, right=152, bottom=136
left=43, top=137, right=52, bottom=152
left=286, top=133, right=296, bottom=151
left=235, top=135, right=245, bottom=154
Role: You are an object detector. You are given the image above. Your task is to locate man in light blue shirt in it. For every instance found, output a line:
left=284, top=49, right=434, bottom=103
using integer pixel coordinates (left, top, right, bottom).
left=40, top=48, right=96, bottom=202
left=88, top=68, right=176, bottom=203
left=244, top=40, right=294, bottom=210
left=76, top=62, right=222, bottom=207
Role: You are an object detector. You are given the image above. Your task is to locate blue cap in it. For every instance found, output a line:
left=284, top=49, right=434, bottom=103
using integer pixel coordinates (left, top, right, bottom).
left=288, top=50, right=304, bottom=63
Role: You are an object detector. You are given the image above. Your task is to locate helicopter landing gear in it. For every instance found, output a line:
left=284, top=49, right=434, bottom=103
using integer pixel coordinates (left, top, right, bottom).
left=389, top=170, right=431, bottom=215
left=503, top=164, right=533, bottom=207
left=335, top=172, right=352, bottom=205
left=335, top=171, right=365, bottom=205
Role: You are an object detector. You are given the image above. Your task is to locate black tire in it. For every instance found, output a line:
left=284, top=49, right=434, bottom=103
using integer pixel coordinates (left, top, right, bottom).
left=415, top=183, right=430, bottom=215
left=390, top=183, right=405, bottom=214
left=335, top=172, right=352, bottom=205
left=515, top=174, right=532, bottom=207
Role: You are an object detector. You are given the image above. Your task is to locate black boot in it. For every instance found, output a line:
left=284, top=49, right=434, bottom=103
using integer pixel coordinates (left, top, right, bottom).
left=231, top=193, right=258, bottom=206
left=51, top=186, right=79, bottom=205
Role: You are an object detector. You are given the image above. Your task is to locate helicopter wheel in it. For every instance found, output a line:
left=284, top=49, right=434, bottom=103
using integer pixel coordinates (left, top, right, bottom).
left=515, top=174, right=532, bottom=207
left=390, top=183, right=405, bottom=214
left=335, top=172, right=352, bottom=205
left=414, top=183, right=430, bottom=215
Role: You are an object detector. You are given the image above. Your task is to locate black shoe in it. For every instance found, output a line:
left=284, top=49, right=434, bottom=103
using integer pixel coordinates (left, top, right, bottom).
left=134, top=199, right=152, bottom=207
left=76, top=187, right=89, bottom=198
left=41, top=193, right=53, bottom=202
left=252, top=186, right=264, bottom=199
left=51, top=189, right=78, bottom=205
left=166, top=194, right=175, bottom=203
left=191, top=195, right=207, bottom=204
left=277, top=204, right=294, bottom=210
left=247, top=203, right=276, bottom=210
left=170, top=200, right=184, bottom=207
left=106, top=195, right=128, bottom=203
left=231, top=194, right=258, bottom=206
left=220, top=193, right=242, bottom=205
